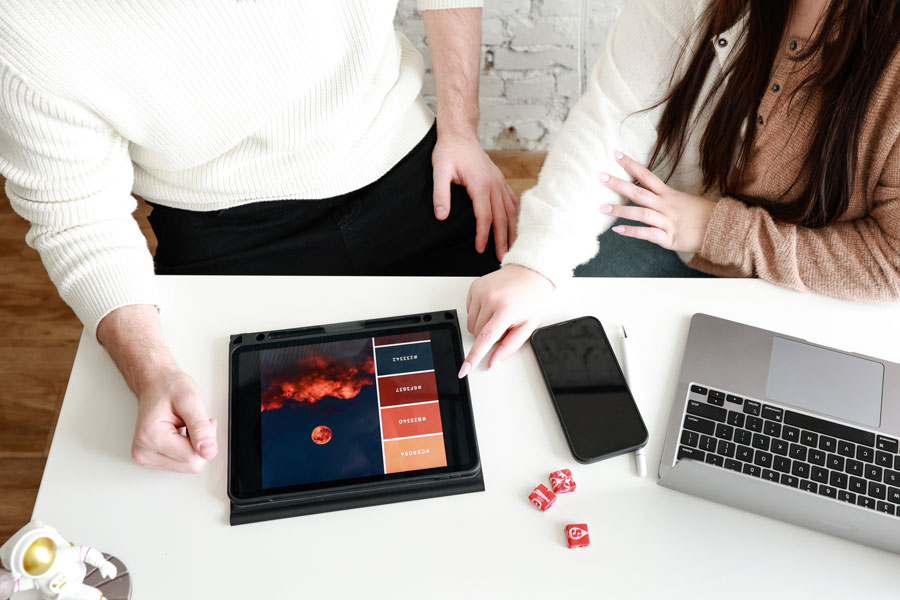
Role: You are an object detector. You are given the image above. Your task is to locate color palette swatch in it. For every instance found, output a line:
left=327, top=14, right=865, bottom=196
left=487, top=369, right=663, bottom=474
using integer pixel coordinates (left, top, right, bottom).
left=373, top=333, right=448, bottom=473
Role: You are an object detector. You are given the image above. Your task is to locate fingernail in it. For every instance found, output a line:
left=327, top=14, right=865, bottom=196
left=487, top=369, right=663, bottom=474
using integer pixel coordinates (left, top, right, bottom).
left=435, top=207, right=448, bottom=219
left=601, top=204, right=612, bottom=213
left=612, top=225, right=626, bottom=233
left=199, top=440, right=215, bottom=450
left=599, top=172, right=610, bottom=182
left=614, top=150, right=624, bottom=160
left=458, top=362, right=471, bottom=379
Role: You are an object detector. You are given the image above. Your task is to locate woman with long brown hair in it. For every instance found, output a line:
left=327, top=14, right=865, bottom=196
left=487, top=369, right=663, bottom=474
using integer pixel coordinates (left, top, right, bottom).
left=458, top=0, right=900, bottom=376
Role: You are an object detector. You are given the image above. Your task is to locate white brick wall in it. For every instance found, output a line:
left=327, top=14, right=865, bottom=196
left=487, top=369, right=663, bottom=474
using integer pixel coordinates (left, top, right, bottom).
left=395, top=0, right=626, bottom=150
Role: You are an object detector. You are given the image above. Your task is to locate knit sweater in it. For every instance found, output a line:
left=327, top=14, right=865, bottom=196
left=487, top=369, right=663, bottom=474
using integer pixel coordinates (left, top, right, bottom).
left=0, top=0, right=481, bottom=334
left=502, top=0, right=900, bottom=302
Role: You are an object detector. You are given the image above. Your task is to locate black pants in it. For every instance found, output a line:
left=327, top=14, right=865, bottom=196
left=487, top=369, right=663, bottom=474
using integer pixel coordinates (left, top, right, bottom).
left=148, top=126, right=499, bottom=276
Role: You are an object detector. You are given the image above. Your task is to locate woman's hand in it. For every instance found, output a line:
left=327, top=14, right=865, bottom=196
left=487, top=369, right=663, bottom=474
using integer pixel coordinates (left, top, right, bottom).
left=600, top=151, right=716, bottom=253
left=459, top=265, right=554, bottom=377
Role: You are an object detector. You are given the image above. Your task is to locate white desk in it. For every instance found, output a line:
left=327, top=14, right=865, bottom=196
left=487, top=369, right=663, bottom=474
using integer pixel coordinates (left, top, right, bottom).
left=25, top=277, right=900, bottom=598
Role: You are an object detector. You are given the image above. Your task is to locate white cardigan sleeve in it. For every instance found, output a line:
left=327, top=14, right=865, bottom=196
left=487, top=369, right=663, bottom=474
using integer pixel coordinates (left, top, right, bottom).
left=502, top=0, right=704, bottom=285
left=417, top=0, right=483, bottom=10
left=0, top=65, right=159, bottom=336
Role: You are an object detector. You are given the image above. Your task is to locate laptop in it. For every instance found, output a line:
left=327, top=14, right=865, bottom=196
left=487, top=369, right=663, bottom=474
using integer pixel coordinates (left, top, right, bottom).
left=658, top=313, right=900, bottom=554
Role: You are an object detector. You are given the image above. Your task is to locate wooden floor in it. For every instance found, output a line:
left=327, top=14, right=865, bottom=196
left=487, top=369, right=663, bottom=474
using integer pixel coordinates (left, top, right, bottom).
left=0, top=151, right=545, bottom=543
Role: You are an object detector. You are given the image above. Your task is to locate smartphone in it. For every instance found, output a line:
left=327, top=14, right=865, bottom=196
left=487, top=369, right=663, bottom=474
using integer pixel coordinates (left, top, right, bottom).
left=531, top=316, right=648, bottom=463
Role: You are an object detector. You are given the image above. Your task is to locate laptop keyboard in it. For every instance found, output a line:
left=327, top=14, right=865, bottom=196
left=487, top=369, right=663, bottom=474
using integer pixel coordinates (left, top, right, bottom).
left=677, top=383, right=900, bottom=518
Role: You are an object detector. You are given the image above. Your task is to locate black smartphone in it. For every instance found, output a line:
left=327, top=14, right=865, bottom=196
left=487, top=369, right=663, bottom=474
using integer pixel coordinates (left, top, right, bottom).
left=531, top=316, right=648, bottom=463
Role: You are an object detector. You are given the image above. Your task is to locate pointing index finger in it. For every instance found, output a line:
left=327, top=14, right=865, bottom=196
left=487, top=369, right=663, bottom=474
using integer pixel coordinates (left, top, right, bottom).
left=614, top=150, right=668, bottom=195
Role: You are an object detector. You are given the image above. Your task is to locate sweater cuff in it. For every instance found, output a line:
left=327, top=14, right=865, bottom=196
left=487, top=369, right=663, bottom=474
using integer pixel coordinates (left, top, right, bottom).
left=61, top=252, right=161, bottom=341
left=417, top=0, right=483, bottom=9
left=501, top=225, right=580, bottom=289
left=694, top=196, right=755, bottom=272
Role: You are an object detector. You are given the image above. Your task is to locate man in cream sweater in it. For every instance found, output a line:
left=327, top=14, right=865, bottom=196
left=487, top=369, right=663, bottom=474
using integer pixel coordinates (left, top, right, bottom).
left=0, top=1, right=516, bottom=473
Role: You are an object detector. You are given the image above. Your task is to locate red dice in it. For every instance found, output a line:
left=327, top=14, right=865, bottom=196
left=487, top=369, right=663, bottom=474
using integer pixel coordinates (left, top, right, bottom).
left=528, top=484, right=557, bottom=512
left=565, top=523, right=590, bottom=549
left=549, top=469, right=576, bottom=494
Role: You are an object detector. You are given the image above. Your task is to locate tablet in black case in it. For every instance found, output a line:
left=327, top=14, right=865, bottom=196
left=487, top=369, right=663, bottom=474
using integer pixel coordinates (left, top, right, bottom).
left=227, top=310, right=484, bottom=525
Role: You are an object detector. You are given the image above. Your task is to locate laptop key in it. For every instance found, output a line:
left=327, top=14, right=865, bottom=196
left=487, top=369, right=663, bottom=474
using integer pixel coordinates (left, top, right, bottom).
left=782, top=426, right=799, bottom=443
left=736, top=445, right=753, bottom=462
left=819, top=436, right=837, bottom=453
left=876, top=501, right=895, bottom=515
left=780, top=474, right=799, bottom=488
left=764, top=421, right=781, bottom=437
left=850, top=477, right=867, bottom=494
left=754, top=451, right=773, bottom=469
left=752, top=433, right=770, bottom=451
left=724, top=458, right=741, bottom=472
left=762, top=405, right=784, bottom=422
left=837, top=440, right=855, bottom=458
left=876, top=451, right=893, bottom=468
left=700, top=435, right=717, bottom=452
left=811, top=466, right=829, bottom=484
left=742, top=464, right=761, bottom=477
left=690, top=384, right=708, bottom=396
left=681, top=430, right=699, bottom=447
left=789, top=444, right=807, bottom=461
left=785, top=411, right=876, bottom=447
left=746, top=416, right=763, bottom=432
left=857, top=446, right=875, bottom=463
left=808, top=449, right=827, bottom=466
left=734, top=429, right=752, bottom=446
left=717, top=440, right=735, bottom=458
left=774, top=456, right=791, bottom=473
left=799, top=480, right=817, bottom=493
left=715, top=423, right=734, bottom=441
left=705, top=453, right=724, bottom=467
left=846, top=459, right=864, bottom=477
left=896, top=455, right=900, bottom=471
left=772, top=440, right=789, bottom=456
left=830, top=472, right=848, bottom=489
left=684, top=415, right=716, bottom=435
left=838, top=491, right=856, bottom=504
left=709, top=389, right=726, bottom=402
left=791, top=461, right=810, bottom=479
left=868, top=482, right=886, bottom=500
left=826, top=454, right=845, bottom=471
left=876, top=435, right=899, bottom=454
left=800, top=431, right=818, bottom=447
left=888, top=487, right=900, bottom=504
left=865, top=464, right=883, bottom=481
left=818, top=485, right=837, bottom=499
left=687, top=401, right=726, bottom=423
left=678, top=446, right=705, bottom=461
left=886, top=470, right=900, bottom=486
left=743, top=400, right=761, bottom=416
left=726, top=394, right=743, bottom=405
left=762, top=469, right=779, bottom=482
left=727, top=411, right=745, bottom=428
left=858, top=496, right=877, bottom=510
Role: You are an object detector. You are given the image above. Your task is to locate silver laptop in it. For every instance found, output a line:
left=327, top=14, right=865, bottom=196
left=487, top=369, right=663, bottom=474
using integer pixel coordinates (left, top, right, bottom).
left=658, top=313, right=900, bottom=554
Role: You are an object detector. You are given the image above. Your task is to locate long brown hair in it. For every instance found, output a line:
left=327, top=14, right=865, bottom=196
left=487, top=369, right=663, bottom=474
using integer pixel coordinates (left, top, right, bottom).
left=648, top=0, right=900, bottom=228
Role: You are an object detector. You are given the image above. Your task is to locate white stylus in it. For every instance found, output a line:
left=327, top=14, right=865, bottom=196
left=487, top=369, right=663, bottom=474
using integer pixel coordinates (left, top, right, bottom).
left=620, top=326, right=647, bottom=478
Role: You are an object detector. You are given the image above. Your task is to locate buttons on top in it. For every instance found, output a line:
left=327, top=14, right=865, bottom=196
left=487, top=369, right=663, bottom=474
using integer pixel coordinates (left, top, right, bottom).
left=771, top=83, right=781, bottom=93
left=790, top=40, right=798, bottom=51
left=758, top=115, right=764, bottom=125
left=717, top=38, right=728, bottom=47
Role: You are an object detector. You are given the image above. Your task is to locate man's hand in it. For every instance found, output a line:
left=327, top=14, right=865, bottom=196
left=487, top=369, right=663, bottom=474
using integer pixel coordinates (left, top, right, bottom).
left=422, top=8, right=518, bottom=261
left=432, top=133, right=519, bottom=260
left=97, top=304, right=217, bottom=473
left=459, top=264, right=554, bottom=377
left=131, top=367, right=217, bottom=473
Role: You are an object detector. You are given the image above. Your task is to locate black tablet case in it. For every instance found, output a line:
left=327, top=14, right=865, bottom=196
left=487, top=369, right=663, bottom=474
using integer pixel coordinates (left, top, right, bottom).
left=228, top=310, right=484, bottom=526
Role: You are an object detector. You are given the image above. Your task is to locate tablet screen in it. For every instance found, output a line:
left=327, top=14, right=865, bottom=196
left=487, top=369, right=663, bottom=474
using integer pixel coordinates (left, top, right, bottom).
left=228, top=315, right=479, bottom=503
left=259, top=332, right=448, bottom=490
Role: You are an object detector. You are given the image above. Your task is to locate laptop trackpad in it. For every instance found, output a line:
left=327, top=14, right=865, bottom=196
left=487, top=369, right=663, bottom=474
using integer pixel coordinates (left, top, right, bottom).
left=766, top=337, right=884, bottom=427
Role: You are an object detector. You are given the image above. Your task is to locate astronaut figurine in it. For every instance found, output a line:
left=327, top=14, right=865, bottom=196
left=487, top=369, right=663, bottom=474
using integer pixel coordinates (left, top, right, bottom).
left=0, top=520, right=118, bottom=600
